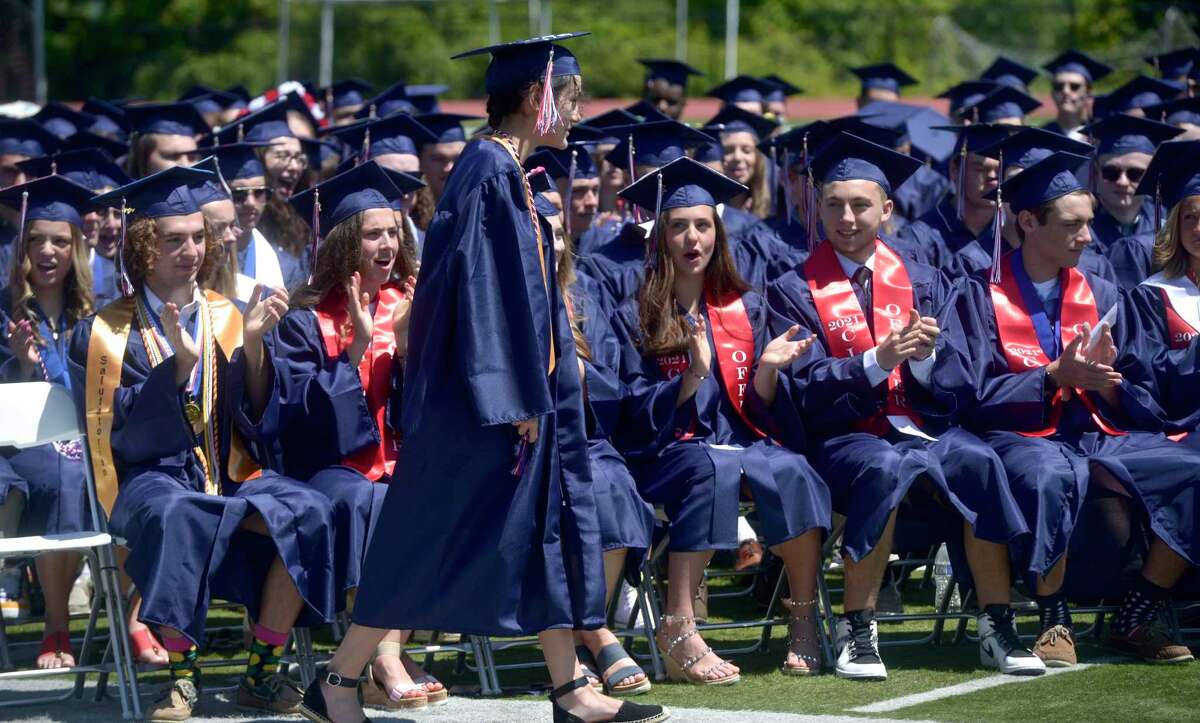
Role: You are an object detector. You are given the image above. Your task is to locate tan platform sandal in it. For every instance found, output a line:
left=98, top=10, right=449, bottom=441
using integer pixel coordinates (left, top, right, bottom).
left=781, top=597, right=822, bottom=676
left=362, top=642, right=428, bottom=710
left=655, top=615, right=740, bottom=686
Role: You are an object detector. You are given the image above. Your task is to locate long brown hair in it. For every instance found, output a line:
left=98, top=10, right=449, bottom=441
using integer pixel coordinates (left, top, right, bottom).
left=126, top=133, right=158, bottom=179
left=123, top=216, right=223, bottom=292
left=555, top=222, right=591, bottom=362
left=7, top=222, right=93, bottom=332
left=746, top=150, right=772, bottom=218
left=1152, top=201, right=1193, bottom=280
left=637, top=207, right=749, bottom=356
left=203, top=220, right=240, bottom=300
left=290, top=209, right=418, bottom=310
left=259, top=194, right=311, bottom=257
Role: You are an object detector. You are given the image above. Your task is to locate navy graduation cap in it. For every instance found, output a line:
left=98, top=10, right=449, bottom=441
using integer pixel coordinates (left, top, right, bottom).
left=703, top=105, right=779, bottom=141
left=0, top=174, right=98, bottom=229
left=582, top=108, right=640, bottom=130
left=379, top=166, right=426, bottom=198
left=767, top=118, right=901, bottom=166
left=1042, top=50, right=1112, bottom=84
left=857, top=100, right=956, bottom=162
left=355, top=81, right=415, bottom=120
left=639, top=59, right=704, bottom=87
left=1084, top=114, right=1183, bottom=157
left=989, top=151, right=1088, bottom=213
left=413, top=113, right=479, bottom=145
left=324, top=79, right=374, bottom=110
left=212, top=99, right=295, bottom=144
left=850, top=63, right=918, bottom=94
left=125, top=102, right=209, bottom=137
left=981, top=56, right=1038, bottom=91
left=405, top=84, right=449, bottom=114
left=63, top=131, right=129, bottom=161
left=1096, top=75, right=1183, bottom=118
left=328, top=114, right=435, bottom=160
left=959, top=86, right=1041, bottom=123
left=16, top=148, right=131, bottom=192
left=938, top=80, right=1002, bottom=117
left=618, top=156, right=746, bottom=214
left=451, top=32, right=588, bottom=95
left=202, top=142, right=269, bottom=182
left=1135, top=140, right=1200, bottom=210
left=1143, top=96, right=1200, bottom=127
left=92, top=165, right=215, bottom=220
left=188, top=156, right=231, bottom=207
left=288, top=160, right=403, bottom=239
left=603, top=120, right=715, bottom=169
left=762, top=74, right=803, bottom=102
left=0, top=119, right=62, bottom=158
left=809, top=131, right=923, bottom=195
left=180, top=86, right=240, bottom=115
left=224, top=85, right=252, bottom=108
left=705, top=75, right=777, bottom=105
left=81, top=98, right=129, bottom=138
left=1145, top=48, right=1198, bottom=80
left=624, top=100, right=671, bottom=122
left=34, top=103, right=98, bottom=140
left=977, top=126, right=1094, bottom=170
left=935, top=123, right=1020, bottom=158
left=533, top=191, right=560, bottom=219
left=526, top=144, right=598, bottom=181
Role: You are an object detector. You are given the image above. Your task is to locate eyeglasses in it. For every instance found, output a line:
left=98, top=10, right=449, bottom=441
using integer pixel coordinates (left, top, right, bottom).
left=266, top=151, right=309, bottom=168
left=1052, top=81, right=1084, bottom=93
left=231, top=186, right=272, bottom=203
left=1100, top=165, right=1145, bottom=184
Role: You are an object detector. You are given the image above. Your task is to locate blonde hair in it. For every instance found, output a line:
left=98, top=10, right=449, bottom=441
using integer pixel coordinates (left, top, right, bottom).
left=1152, top=202, right=1192, bottom=280
left=7, top=221, right=94, bottom=334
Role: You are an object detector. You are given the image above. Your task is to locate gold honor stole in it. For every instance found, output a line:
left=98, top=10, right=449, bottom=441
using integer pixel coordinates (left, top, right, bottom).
left=314, top=284, right=404, bottom=481
left=804, top=240, right=923, bottom=436
left=85, top=290, right=260, bottom=515
left=988, top=254, right=1124, bottom=438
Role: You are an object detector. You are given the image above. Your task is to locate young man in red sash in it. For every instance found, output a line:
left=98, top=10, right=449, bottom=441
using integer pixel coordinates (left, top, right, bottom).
left=67, top=166, right=338, bottom=721
left=948, top=151, right=1199, bottom=667
left=1123, top=139, right=1200, bottom=435
left=765, top=132, right=1041, bottom=680
left=610, top=157, right=831, bottom=683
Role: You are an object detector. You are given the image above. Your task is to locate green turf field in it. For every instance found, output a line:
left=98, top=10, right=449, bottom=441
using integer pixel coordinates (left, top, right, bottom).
left=3, top=568, right=1197, bottom=722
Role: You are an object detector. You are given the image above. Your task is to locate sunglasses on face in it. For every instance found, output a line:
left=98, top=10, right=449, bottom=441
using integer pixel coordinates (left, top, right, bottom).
left=231, top=186, right=272, bottom=203
left=1052, top=81, right=1085, bottom=93
left=1100, top=165, right=1145, bottom=184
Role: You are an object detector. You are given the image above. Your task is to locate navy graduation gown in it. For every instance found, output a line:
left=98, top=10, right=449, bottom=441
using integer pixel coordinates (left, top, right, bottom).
left=1089, top=197, right=1157, bottom=256
left=66, top=297, right=338, bottom=644
left=765, top=247, right=1027, bottom=561
left=892, top=165, right=951, bottom=228
left=1105, top=232, right=1155, bottom=290
left=232, top=308, right=396, bottom=600
left=949, top=262, right=1200, bottom=575
left=351, top=138, right=606, bottom=636
left=1120, top=281, right=1200, bottom=433
left=611, top=291, right=830, bottom=552
left=571, top=275, right=656, bottom=567
left=0, top=299, right=87, bottom=536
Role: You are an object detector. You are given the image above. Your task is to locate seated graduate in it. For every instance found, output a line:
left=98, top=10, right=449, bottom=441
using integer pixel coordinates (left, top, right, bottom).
left=15, top=148, right=131, bottom=309
left=525, top=141, right=603, bottom=257
left=765, top=132, right=1041, bottom=680
left=189, top=156, right=247, bottom=303
left=67, top=166, right=338, bottom=721
left=702, top=105, right=779, bottom=220
left=1121, top=140, right=1200, bottom=434
left=1041, top=50, right=1113, bottom=141
left=946, top=151, right=1200, bottom=667
left=536, top=185, right=657, bottom=697
left=243, top=162, right=446, bottom=711
left=122, top=102, right=206, bottom=178
left=0, top=176, right=96, bottom=670
left=610, top=157, right=831, bottom=683
left=206, top=143, right=287, bottom=296
left=1084, top=115, right=1182, bottom=257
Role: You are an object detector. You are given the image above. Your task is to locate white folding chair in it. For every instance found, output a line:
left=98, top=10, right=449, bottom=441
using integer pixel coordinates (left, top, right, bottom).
left=0, top=382, right=141, bottom=719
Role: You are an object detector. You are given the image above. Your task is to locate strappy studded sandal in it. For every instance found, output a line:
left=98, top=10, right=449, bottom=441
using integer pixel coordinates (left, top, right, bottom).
left=655, top=615, right=740, bottom=686
left=781, top=597, right=822, bottom=675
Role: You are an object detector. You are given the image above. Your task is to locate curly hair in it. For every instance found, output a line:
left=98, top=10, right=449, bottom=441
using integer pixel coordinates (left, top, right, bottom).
left=123, top=215, right=223, bottom=291
left=290, top=209, right=418, bottom=310
left=7, top=222, right=94, bottom=333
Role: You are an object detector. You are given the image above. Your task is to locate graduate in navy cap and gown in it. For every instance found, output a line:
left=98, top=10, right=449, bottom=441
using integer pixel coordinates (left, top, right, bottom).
left=68, top=166, right=338, bottom=721
left=765, top=132, right=1039, bottom=680
left=705, top=75, right=777, bottom=116
left=301, top=33, right=667, bottom=723
left=945, top=151, right=1200, bottom=667
left=761, top=75, right=802, bottom=124
left=1094, top=75, right=1186, bottom=121
left=1120, top=140, right=1200, bottom=434
left=850, top=63, right=918, bottom=109
left=1146, top=48, right=1198, bottom=86
left=1042, top=50, right=1112, bottom=141
left=322, top=79, right=374, bottom=126
left=526, top=143, right=603, bottom=255
left=16, top=148, right=132, bottom=309
left=123, top=102, right=208, bottom=178
left=0, top=176, right=97, bottom=671
left=207, top=143, right=288, bottom=296
left=638, top=59, right=703, bottom=121
left=414, top=112, right=478, bottom=203
left=609, top=157, right=829, bottom=682
left=981, top=57, right=1039, bottom=94
left=1084, top=115, right=1183, bottom=264
left=0, top=120, right=63, bottom=272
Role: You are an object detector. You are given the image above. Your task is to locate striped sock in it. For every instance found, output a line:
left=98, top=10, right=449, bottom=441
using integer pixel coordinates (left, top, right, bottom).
left=1034, top=590, right=1072, bottom=633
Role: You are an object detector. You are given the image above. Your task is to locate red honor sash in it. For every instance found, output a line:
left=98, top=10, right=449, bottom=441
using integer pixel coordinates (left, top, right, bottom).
left=1159, top=288, right=1199, bottom=351
left=315, top=284, right=405, bottom=481
left=989, top=255, right=1123, bottom=437
left=705, top=290, right=768, bottom=439
left=804, top=240, right=921, bottom=436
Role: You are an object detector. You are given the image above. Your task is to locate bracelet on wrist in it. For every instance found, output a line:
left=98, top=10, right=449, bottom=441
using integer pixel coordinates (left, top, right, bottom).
left=686, top=367, right=708, bottom=381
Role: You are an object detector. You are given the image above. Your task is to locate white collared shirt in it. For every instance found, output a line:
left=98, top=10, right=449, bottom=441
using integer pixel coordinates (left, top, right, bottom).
left=143, top=284, right=203, bottom=340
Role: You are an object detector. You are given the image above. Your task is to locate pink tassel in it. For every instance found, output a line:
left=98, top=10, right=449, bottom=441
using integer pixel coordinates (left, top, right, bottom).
left=511, top=438, right=531, bottom=477
left=116, top=198, right=133, bottom=297
left=645, top=172, right=663, bottom=269
left=565, top=148, right=577, bottom=241
left=533, top=49, right=561, bottom=136
left=307, top=189, right=320, bottom=284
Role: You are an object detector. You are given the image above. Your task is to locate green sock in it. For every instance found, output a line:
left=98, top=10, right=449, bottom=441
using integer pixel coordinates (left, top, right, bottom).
left=244, top=637, right=285, bottom=687
left=167, top=646, right=199, bottom=681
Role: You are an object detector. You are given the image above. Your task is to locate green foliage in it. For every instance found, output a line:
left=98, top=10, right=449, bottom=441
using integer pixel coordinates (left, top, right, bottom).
left=37, top=0, right=1199, bottom=102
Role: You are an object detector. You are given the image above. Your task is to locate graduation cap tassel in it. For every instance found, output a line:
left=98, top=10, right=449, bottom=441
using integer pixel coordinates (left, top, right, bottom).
left=955, top=141, right=968, bottom=222
left=237, top=125, right=244, bottom=143
left=13, top=191, right=28, bottom=276
left=360, top=127, right=371, bottom=165
left=646, top=171, right=663, bottom=269
left=533, top=48, right=562, bottom=136
left=565, top=148, right=578, bottom=241
left=802, top=134, right=815, bottom=251
left=1155, top=184, right=1162, bottom=233
left=627, top=134, right=642, bottom=223
left=308, top=188, right=320, bottom=285
left=778, top=148, right=796, bottom=228
left=989, top=153, right=1005, bottom=285
left=116, top=198, right=133, bottom=298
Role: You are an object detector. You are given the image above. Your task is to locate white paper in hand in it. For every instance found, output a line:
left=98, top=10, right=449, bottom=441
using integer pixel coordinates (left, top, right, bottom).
left=1086, top=304, right=1119, bottom=352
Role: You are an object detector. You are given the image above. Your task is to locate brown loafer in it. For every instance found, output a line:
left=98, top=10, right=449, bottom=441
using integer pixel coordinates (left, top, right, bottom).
left=236, top=673, right=302, bottom=714
left=734, top=539, right=764, bottom=571
left=148, top=678, right=199, bottom=722
left=1034, top=624, right=1077, bottom=668
left=1108, top=624, right=1195, bottom=664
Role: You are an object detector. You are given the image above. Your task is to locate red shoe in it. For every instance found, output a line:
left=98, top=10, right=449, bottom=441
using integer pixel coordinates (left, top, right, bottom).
left=130, top=626, right=168, bottom=665
left=37, top=630, right=75, bottom=669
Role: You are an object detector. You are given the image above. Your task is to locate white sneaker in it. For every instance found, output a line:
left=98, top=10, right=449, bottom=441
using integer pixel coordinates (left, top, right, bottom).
left=835, top=612, right=887, bottom=681
left=978, top=606, right=1046, bottom=676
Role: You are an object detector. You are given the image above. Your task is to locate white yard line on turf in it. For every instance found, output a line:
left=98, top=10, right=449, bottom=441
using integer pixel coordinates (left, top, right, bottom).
left=849, top=659, right=1123, bottom=714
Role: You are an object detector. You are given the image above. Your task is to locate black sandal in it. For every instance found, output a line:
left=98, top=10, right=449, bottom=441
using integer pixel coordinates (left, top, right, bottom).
left=298, top=670, right=373, bottom=723
left=548, top=676, right=669, bottom=723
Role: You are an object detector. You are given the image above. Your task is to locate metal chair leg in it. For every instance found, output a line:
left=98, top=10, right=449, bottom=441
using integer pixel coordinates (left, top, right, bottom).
left=291, top=627, right=316, bottom=688
left=98, top=543, right=141, bottom=720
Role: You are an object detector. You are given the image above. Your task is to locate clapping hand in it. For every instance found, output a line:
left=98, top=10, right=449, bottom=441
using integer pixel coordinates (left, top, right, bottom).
left=244, top=284, right=289, bottom=345
left=162, top=302, right=200, bottom=387
left=7, top=320, right=41, bottom=379
left=758, top=324, right=813, bottom=370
